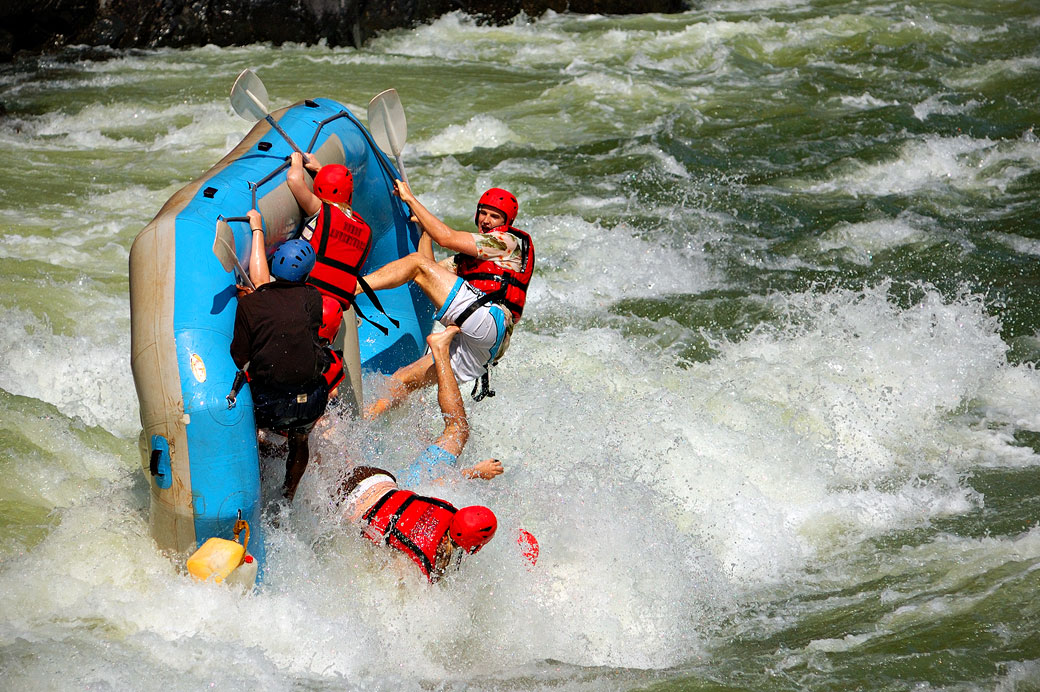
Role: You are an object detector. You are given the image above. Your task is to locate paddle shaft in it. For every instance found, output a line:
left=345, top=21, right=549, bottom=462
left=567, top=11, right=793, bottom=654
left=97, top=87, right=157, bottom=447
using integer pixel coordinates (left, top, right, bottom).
left=238, top=81, right=308, bottom=160
left=264, top=113, right=304, bottom=156
left=394, top=152, right=408, bottom=184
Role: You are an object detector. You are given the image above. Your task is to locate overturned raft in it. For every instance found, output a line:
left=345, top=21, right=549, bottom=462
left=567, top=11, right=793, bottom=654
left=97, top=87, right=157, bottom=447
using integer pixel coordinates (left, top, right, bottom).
left=129, top=97, right=434, bottom=574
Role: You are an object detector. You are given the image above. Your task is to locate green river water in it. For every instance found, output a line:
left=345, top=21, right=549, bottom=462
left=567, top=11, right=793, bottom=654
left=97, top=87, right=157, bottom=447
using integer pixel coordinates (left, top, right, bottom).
left=1, top=3, right=1039, bottom=690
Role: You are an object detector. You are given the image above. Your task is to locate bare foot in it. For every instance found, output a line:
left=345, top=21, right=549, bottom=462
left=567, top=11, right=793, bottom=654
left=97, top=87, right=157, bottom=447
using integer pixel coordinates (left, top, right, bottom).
left=462, top=458, right=504, bottom=480
left=426, top=325, right=461, bottom=362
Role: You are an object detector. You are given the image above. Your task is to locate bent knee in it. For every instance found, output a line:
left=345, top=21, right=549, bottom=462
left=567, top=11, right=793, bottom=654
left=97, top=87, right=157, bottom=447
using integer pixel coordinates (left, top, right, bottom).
left=409, top=253, right=443, bottom=275
left=403, top=251, right=435, bottom=266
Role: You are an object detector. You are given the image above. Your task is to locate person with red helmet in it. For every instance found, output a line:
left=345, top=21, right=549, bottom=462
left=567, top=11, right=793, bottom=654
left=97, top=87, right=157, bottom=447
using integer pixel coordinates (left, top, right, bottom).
left=317, top=294, right=347, bottom=400
left=337, top=464, right=498, bottom=582
left=287, top=152, right=396, bottom=336
left=319, top=294, right=344, bottom=344
left=320, top=326, right=507, bottom=582
left=356, top=180, right=535, bottom=417
left=332, top=328, right=502, bottom=582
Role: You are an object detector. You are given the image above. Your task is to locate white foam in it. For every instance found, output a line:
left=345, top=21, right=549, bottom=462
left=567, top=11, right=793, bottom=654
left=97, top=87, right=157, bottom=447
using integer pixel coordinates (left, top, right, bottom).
left=815, top=216, right=934, bottom=265
left=987, top=231, right=1040, bottom=258
left=800, top=135, right=1040, bottom=198
left=476, top=282, right=1028, bottom=591
left=421, top=115, right=521, bottom=155
left=837, top=93, right=899, bottom=110
left=912, top=93, right=980, bottom=121
left=945, top=55, right=1040, bottom=89
left=523, top=214, right=719, bottom=317
left=0, top=307, right=137, bottom=437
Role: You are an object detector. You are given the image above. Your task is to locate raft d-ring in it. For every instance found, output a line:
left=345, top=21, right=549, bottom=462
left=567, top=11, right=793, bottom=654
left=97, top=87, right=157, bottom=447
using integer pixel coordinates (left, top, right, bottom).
left=233, top=516, right=250, bottom=560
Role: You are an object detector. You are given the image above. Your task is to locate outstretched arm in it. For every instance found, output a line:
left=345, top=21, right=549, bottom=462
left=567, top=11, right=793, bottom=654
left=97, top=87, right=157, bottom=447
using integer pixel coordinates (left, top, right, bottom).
left=287, top=152, right=323, bottom=217
left=395, top=180, right=478, bottom=256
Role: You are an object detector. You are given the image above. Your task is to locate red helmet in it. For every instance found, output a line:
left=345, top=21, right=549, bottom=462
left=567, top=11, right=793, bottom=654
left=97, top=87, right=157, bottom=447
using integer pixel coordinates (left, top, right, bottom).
left=474, top=187, right=518, bottom=228
left=449, top=506, right=498, bottom=554
left=314, top=164, right=353, bottom=205
left=319, top=295, right=343, bottom=342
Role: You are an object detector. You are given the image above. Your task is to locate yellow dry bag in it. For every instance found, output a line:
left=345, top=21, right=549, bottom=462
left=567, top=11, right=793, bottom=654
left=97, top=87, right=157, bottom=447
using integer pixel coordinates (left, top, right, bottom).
left=186, top=518, right=252, bottom=584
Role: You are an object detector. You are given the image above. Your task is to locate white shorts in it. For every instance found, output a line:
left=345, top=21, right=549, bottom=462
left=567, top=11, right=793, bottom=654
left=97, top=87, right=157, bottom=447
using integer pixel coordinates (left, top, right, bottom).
left=435, top=278, right=511, bottom=383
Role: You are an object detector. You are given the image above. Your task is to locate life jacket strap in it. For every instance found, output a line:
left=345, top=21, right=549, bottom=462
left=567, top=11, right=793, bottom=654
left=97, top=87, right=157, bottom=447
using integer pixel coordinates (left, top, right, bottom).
left=456, top=273, right=525, bottom=319
left=357, top=275, right=400, bottom=330
left=388, top=527, right=435, bottom=575
left=362, top=488, right=397, bottom=524
left=307, top=276, right=390, bottom=336
left=361, top=490, right=457, bottom=578
left=471, top=369, right=495, bottom=402
left=453, top=288, right=501, bottom=329
left=385, top=493, right=417, bottom=541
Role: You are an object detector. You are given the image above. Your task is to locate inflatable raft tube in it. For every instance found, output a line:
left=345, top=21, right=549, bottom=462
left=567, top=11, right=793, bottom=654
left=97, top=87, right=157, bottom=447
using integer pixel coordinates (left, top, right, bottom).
left=130, top=97, right=434, bottom=576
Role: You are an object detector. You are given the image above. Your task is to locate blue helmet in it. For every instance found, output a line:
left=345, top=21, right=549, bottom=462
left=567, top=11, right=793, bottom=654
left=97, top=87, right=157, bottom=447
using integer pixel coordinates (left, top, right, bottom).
left=270, top=239, right=316, bottom=281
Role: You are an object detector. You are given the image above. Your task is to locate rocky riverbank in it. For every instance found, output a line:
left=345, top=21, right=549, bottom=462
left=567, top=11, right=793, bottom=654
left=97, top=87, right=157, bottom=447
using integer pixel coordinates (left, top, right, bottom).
left=0, top=0, right=689, bottom=63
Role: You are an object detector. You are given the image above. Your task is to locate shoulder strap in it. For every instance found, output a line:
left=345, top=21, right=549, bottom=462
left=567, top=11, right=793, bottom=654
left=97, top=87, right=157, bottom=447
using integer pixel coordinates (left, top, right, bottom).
left=316, top=202, right=333, bottom=256
left=453, top=289, right=498, bottom=329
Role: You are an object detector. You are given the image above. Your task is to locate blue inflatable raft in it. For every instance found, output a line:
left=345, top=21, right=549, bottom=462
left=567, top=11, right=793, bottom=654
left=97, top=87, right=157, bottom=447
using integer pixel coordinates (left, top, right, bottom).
left=129, top=97, right=434, bottom=577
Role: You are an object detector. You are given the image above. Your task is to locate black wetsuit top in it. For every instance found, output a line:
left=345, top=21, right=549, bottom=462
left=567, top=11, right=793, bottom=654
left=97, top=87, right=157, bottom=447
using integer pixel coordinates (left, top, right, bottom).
left=230, top=280, right=324, bottom=389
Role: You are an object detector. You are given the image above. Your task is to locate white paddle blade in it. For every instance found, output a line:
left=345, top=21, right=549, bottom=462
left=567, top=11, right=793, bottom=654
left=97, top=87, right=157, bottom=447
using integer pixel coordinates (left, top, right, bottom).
left=367, top=88, right=407, bottom=156
left=213, top=221, right=254, bottom=290
left=213, top=221, right=238, bottom=273
left=230, top=69, right=270, bottom=121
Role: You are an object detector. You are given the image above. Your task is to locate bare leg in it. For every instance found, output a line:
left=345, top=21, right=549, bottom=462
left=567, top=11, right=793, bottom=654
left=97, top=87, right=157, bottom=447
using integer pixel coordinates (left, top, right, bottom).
left=427, top=326, right=468, bottom=457
left=359, top=252, right=460, bottom=309
left=360, top=254, right=469, bottom=416
left=283, top=428, right=310, bottom=501
left=365, top=352, right=437, bottom=419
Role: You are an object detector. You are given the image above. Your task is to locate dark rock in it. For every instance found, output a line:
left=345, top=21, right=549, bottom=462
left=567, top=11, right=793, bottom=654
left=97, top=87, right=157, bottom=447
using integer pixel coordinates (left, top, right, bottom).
left=82, top=16, right=127, bottom=46
left=0, top=0, right=691, bottom=62
left=0, top=29, right=12, bottom=63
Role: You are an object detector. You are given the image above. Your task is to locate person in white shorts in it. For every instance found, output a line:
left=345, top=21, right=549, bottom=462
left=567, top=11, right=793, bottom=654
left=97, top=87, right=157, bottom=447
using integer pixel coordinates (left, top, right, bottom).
left=357, top=181, right=532, bottom=418
left=355, top=249, right=513, bottom=417
left=435, top=278, right=510, bottom=382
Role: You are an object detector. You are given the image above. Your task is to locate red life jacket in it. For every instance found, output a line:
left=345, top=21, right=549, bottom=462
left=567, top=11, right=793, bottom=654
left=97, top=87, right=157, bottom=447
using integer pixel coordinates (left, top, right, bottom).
left=454, top=226, right=534, bottom=322
left=306, top=202, right=371, bottom=305
left=306, top=202, right=398, bottom=335
left=322, top=347, right=345, bottom=391
left=361, top=489, right=457, bottom=581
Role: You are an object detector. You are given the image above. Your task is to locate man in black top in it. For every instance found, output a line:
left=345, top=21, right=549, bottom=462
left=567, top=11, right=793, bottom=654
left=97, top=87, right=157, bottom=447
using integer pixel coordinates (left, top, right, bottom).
left=230, top=220, right=329, bottom=502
